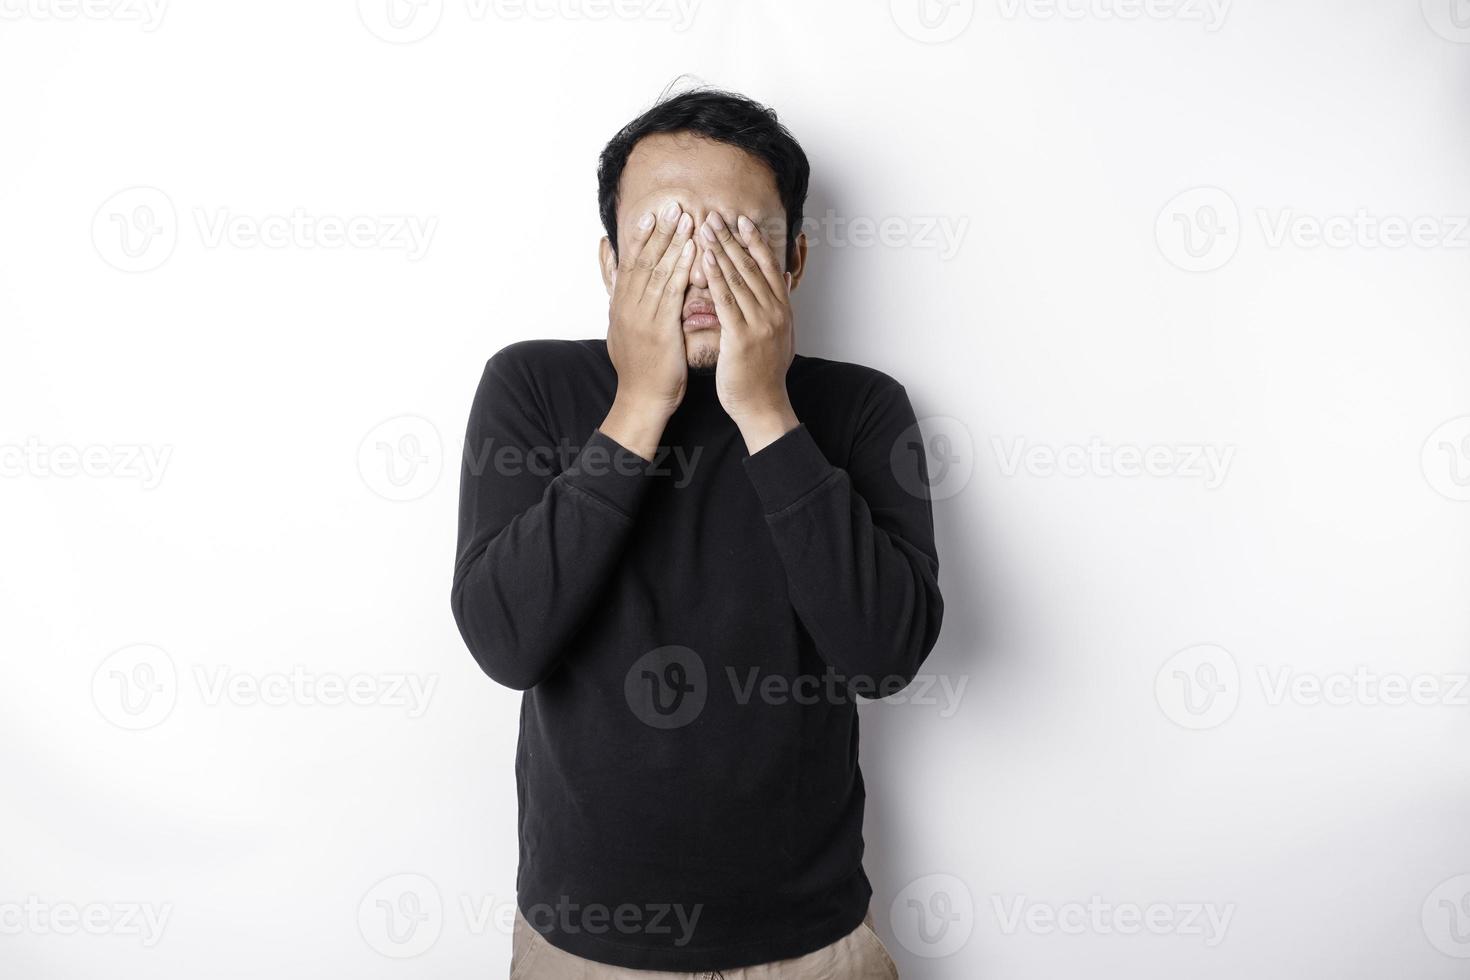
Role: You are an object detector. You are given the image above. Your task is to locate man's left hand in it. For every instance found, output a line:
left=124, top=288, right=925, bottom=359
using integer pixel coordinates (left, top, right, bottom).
left=701, top=211, right=800, bottom=453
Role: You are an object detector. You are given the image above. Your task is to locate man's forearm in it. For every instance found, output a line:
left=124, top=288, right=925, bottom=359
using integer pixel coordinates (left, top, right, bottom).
left=740, top=384, right=944, bottom=686
left=453, top=353, right=658, bottom=691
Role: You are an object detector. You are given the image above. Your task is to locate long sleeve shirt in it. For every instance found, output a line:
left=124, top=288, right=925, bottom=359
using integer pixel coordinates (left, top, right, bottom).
left=451, top=338, right=943, bottom=971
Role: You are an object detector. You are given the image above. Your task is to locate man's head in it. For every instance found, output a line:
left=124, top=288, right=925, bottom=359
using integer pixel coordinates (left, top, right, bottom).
left=597, top=87, right=810, bottom=370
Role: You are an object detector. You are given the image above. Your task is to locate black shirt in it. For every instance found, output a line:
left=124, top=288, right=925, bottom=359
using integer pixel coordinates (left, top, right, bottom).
left=451, top=339, right=943, bottom=971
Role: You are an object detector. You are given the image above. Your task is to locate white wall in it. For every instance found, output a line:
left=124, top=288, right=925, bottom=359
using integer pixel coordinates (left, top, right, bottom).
left=3, top=1, right=1469, bottom=977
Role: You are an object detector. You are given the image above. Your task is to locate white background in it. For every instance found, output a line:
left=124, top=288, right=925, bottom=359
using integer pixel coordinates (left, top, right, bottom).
left=3, top=0, right=1469, bottom=977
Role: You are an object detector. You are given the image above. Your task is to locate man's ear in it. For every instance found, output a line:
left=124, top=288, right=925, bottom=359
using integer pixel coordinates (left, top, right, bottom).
left=599, top=237, right=617, bottom=297
left=787, top=230, right=809, bottom=292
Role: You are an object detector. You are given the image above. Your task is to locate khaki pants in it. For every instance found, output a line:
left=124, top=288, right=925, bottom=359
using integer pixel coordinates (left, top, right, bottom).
left=510, top=908, right=899, bottom=979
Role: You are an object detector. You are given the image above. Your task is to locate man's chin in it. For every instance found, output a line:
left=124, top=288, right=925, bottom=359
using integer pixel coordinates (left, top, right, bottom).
left=685, top=340, right=719, bottom=372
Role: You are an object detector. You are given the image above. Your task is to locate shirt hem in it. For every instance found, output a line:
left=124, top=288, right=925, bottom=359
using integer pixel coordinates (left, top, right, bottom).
left=519, top=893, right=871, bottom=973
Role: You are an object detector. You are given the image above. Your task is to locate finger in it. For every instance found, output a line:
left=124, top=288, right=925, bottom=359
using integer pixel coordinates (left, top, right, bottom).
left=735, top=215, right=786, bottom=298
left=618, top=210, right=657, bottom=279
left=626, top=200, right=683, bottom=292
left=643, top=210, right=695, bottom=305
left=656, top=238, right=697, bottom=319
left=700, top=214, right=763, bottom=317
left=700, top=248, right=746, bottom=329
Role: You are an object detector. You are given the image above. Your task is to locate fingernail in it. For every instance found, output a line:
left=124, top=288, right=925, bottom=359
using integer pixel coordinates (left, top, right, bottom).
left=708, top=212, right=726, bottom=230
left=701, top=224, right=717, bottom=242
left=681, top=240, right=693, bottom=256
left=662, top=201, right=680, bottom=222
left=638, top=212, right=654, bottom=230
left=703, top=252, right=715, bottom=265
left=677, top=213, right=692, bottom=234
left=737, top=215, right=754, bottom=238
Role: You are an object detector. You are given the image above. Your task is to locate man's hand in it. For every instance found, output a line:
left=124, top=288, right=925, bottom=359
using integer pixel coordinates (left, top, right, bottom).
left=701, top=211, right=800, bottom=453
left=601, top=201, right=697, bottom=460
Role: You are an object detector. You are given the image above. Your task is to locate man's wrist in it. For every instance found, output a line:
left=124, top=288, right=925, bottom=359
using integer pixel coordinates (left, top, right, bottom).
left=598, top=395, right=674, bottom=462
left=733, top=402, right=800, bottom=455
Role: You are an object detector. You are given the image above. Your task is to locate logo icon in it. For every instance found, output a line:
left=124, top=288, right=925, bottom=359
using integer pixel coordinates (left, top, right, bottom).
left=1156, top=187, right=1240, bottom=272
left=1422, top=416, right=1470, bottom=502
left=1423, top=0, right=1470, bottom=42
left=92, top=644, right=178, bottom=730
left=1423, top=874, right=1470, bottom=957
left=358, top=873, right=443, bottom=957
left=1155, top=644, right=1240, bottom=730
left=890, top=873, right=974, bottom=958
left=891, top=415, right=975, bottom=501
left=624, top=645, right=707, bottom=729
left=92, top=186, right=177, bottom=273
left=358, top=415, right=442, bottom=502
left=890, top=0, right=975, bottom=43
left=357, top=0, right=443, bottom=43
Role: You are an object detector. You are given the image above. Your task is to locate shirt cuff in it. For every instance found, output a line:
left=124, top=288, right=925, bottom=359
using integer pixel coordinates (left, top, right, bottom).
left=742, top=424, right=838, bottom=515
left=560, top=430, right=656, bottom=519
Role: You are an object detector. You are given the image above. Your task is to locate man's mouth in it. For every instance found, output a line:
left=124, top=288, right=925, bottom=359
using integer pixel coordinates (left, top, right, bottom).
left=682, top=302, right=719, bottom=331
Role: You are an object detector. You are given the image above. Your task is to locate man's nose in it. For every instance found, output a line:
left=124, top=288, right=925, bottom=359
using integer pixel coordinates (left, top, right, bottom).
left=688, top=238, right=710, bottom=289
left=679, top=205, right=724, bottom=290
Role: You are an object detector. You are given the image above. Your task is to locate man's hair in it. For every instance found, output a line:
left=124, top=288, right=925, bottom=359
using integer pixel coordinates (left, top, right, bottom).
left=597, top=85, right=810, bottom=266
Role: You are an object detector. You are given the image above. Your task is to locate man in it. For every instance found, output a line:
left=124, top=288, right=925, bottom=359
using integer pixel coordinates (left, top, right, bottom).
left=451, top=87, right=943, bottom=978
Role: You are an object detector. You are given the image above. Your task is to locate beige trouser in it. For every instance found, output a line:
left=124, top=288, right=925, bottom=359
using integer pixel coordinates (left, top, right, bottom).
left=510, top=908, right=899, bottom=979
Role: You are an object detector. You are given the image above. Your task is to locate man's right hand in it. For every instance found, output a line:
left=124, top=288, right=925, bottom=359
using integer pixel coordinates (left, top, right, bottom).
left=600, top=201, right=696, bottom=461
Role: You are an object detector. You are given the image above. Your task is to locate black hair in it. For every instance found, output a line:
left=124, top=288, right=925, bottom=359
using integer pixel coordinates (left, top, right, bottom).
left=597, top=82, right=810, bottom=266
